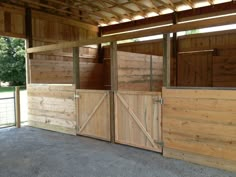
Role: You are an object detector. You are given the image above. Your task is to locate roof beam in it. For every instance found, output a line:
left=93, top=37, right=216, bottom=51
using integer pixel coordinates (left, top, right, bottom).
left=27, top=14, right=236, bottom=54
left=101, top=1, right=236, bottom=35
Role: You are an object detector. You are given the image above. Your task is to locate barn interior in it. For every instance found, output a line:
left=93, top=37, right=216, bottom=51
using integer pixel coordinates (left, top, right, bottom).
left=0, top=0, right=236, bottom=176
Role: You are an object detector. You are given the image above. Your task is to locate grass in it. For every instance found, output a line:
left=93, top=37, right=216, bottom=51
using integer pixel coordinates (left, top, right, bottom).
left=0, top=87, right=15, bottom=93
left=0, top=86, right=26, bottom=93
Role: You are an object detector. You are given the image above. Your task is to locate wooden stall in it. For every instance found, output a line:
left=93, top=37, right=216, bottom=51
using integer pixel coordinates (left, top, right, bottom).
left=162, top=87, right=236, bottom=171
left=106, top=51, right=164, bottom=152
left=24, top=9, right=236, bottom=172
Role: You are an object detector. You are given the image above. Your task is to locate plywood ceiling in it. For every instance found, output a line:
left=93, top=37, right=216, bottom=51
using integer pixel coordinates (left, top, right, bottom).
left=3, top=0, right=233, bottom=26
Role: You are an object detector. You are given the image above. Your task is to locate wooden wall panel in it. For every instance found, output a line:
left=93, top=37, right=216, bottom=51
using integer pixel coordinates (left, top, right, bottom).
left=178, top=30, right=236, bottom=87
left=162, top=88, right=236, bottom=172
left=28, top=9, right=100, bottom=87
left=213, top=56, right=236, bottom=87
left=0, top=11, right=4, bottom=33
left=103, top=39, right=164, bottom=58
left=30, top=50, right=105, bottom=90
left=117, top=51, right=163, bottom=91
left=0, top=5, right=25, bottom=38
left=105, top=51, right=163, bottom=91
left=177, top=53, right=213, bottom=87
left=104, top=40, right=177, bottom=86
left=28, top=84, right=76, bottom=135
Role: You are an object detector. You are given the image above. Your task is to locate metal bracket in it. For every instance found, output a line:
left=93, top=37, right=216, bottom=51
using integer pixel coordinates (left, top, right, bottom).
left=153, top=98, right=163, bottom=104
left=154, top=140, right=164, bottom=146
left=74, top=94, right=80, bottom=99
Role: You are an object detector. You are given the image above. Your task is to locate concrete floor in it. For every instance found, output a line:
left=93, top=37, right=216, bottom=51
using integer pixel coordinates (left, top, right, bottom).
left=0, top=127, right=235, bottom=177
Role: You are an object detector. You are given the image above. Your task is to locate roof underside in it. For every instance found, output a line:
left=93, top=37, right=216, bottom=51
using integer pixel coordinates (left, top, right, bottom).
left=3, top=0, right=233, bottom=26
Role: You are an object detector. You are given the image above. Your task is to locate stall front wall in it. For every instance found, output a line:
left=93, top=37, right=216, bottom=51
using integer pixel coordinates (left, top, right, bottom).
left=19, top=4, right=101, bottom=133
left=28, top=84, right=76, bottom=135
left=162, top=87, right=236, bottom=172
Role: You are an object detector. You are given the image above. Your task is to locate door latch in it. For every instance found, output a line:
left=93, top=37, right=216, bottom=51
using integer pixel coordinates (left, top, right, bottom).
left=74, top=94, right=80, bottom=98
left=153, top=98, right=163, bottom=104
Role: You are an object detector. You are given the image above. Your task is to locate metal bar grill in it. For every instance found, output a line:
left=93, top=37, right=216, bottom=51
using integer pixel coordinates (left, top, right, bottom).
left=0, top=88, right=15, bottom=128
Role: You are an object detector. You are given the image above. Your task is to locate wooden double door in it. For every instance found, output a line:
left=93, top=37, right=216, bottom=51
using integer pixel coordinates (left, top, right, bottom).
left=75, top=89, right=162, bottom=153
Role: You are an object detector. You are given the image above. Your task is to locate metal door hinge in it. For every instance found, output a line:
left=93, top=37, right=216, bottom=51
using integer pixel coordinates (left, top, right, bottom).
left=154, top=140, right=164, bottom=146
left=153, top=98, right=163, bottom=104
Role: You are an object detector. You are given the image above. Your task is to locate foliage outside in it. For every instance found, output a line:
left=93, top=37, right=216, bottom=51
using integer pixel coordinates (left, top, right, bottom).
left=0, top=37, right=25, bottom=86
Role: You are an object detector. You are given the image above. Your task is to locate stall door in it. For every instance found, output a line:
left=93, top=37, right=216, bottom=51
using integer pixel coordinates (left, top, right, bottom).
left=76, top=90, right=110, bottom=141
left=115, top=91, right=162, bottom=152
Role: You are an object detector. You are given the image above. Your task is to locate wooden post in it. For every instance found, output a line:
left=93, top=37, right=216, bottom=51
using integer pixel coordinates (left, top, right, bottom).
left=73, top=47, right=80, bottom=89
left=163, top=33, right=171, bottom=87
left=172, top=12, right=178, bottom=86
left=25, top=7, right=32, bottom=85
left=15, top=86, right=21, bottom=128
left=73, top=47, right=80, bottom=134
left=110, top=41, right=117, bottom=143
left=98, top=27, right=104, bottom=63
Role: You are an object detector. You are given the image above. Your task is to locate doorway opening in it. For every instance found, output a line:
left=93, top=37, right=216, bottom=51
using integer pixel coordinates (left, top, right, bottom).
left=0, top=36, right=27, bottom=128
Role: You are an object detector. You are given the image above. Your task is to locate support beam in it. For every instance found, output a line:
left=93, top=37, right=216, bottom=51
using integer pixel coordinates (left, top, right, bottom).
left=110, top=41, right=117, bottom=143
left=172, top=12, right=178, bottom=86
left=27, top=14, right=236, bottom=54
left=163, top=33, right=171, bottom=87
left=25, top=7, right=32, bottom=85
left=73, top=47, right=80, bottom=89
left=110, top=42, right=118, bottom=91
left=98, top=27, right=103, bottom=63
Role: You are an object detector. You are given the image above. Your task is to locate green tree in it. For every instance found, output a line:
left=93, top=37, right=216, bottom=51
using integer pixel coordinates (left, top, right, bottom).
left=0, top=37, right=25, bottom=86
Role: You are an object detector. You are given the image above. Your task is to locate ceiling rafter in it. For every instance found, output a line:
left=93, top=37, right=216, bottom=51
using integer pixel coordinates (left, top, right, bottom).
left=182, top=0, right=194, bottom=8
left=3, top=0, right=230, bottom=26
left=84, top=0, right=125, bottom=20
left=157, top=0, right=176, bottom=11
left=207, top=0, right=214, bottom=5
left=149, top=0, right=161, bottom=14
left=129, top=0, right=145, bottom=15
left=102, top=0, right=136, bottom=13
left=46, top=0, right=109, bottom=23
left=37, top=0, right=103, bottom=23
